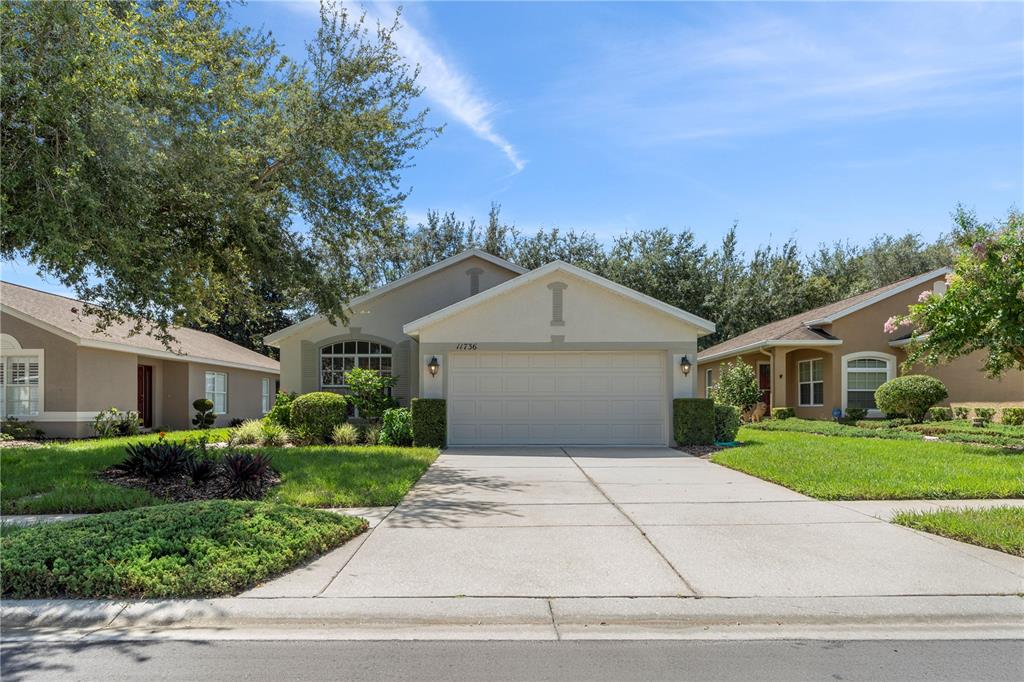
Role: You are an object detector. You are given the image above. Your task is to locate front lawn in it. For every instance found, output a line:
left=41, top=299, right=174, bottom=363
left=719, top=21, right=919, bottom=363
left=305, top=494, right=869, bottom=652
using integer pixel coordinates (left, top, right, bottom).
left=1, top=434, right=438, bottom=514
left=747, top=417, right=1024, bottom=448
left=711, top=428, right=1024, bottom=500
left=893, top=506, right=1024, bottom=557
left=0, top=501, right=366, bottom=598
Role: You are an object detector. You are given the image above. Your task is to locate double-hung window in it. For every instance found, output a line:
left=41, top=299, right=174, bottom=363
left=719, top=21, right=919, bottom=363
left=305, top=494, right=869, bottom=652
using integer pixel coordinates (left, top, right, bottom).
left=846, top=358, right=889, bottom=411
left=798, top=359, right=824, bottom=407
left=261, top=378, right=271, bottom=414
left=205, top=371, right=228, bottom=414
left=705, top=368, right=714, bottom=398
left=1, top=356, right=40, bottom=417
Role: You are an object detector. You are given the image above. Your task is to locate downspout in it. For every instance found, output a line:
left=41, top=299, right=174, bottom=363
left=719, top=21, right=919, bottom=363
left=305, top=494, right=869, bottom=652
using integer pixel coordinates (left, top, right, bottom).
left=760, top=348, right=773, bottom=410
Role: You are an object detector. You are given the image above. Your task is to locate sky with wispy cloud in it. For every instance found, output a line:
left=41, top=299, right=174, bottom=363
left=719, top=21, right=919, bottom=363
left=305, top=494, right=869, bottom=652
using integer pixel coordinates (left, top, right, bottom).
left=3, top=1, right=1021, bottom=295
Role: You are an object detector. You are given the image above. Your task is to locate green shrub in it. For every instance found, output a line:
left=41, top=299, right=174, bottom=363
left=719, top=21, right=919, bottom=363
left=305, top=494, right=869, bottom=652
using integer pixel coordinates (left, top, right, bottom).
left=260, top=421, right=289, bottom=447
left=709, top=361, right=762, bottom=412
left=363, top=425, right=381, bottom=446
left=953, top=406, right=971, bottom=420
left=874, top=375, right=949, bottom=423
left=928, top=407, right=953, bottom=422
left=0, top=501, right=366, bottom=599
left=345, top=367, right=398, bottom=424
left=1002, top=407, right=1024, bottom=426
left=192, top=398, right=216, bottom=429
left=411, top=398, right=446, bottom=447
left=266, top=391, right=298, bottom=427
left=290, top=392, right=349, bottom=442
left=92, top=407, right=141, bottom=438
left=713, top=404, right=741, bottom=443
left=331, top=423, right=360, bottom=446
left=974, top=407, right=996, bottom=423
left=844, top=407, right=868, bottom=421
left=673, top=398, right=714, bottom=446
left=1, top=417, right=44, bottom=440
left=771, top=407, right=795, bottom=420
left=229, top=419, right=264, bottom=446
left=379, top=407, right=414, bottom=446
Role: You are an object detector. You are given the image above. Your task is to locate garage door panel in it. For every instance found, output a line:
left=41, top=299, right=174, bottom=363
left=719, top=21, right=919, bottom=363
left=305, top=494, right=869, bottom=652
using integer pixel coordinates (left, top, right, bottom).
left=447, top=351, right=668, bottom=446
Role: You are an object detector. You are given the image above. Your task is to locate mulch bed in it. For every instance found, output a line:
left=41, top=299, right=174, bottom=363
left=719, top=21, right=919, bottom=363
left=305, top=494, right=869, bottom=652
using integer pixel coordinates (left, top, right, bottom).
left=98, top=468, right=281, bottom=503
left=674, top=444, right=728, bottom=458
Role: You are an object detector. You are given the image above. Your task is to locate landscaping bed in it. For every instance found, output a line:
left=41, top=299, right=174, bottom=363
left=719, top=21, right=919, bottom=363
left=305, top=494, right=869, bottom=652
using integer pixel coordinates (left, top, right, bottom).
left=893, top=506, right=1024, bottom=557
left=0, top=501, right=366, bottom=599
left=747, top=417, right=1024, bottom=449
left=711, top=428, right=1024, bottom=500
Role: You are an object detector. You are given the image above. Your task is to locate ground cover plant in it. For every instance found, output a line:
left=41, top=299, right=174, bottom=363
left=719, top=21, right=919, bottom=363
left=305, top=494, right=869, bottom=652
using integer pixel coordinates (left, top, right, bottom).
left=0, top=501, right=367, bottom=599
left=747, top=417, right=1024, bottom=448
left=711, top=428, right=1024, bottom=500
left=892, top=506, right=1024, bottom=557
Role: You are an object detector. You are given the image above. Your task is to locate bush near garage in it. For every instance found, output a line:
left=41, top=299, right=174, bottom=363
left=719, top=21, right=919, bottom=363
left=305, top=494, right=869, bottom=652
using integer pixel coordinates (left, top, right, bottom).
left=0, top=501, right=367, bottom=599
left=709, top=361, right=762, bottom=413
left=290, top=392, right=349, bottom=443
left=379, top=407, right=413, bottom=446
left=673, top=398, right=714, bottom=446
left=874, top=375, right=948, bottom=423
left=713, top=404, right=741, bottom=443
left=411, top=398, right=446, bottom=447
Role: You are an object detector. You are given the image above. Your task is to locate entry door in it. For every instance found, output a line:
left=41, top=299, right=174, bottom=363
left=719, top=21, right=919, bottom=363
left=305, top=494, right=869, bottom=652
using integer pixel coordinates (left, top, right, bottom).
left=137, top=365, right=153, bottom=428
left=757, top=362, right=771, bottom=408
left=447, top=351, right=668, bottom=446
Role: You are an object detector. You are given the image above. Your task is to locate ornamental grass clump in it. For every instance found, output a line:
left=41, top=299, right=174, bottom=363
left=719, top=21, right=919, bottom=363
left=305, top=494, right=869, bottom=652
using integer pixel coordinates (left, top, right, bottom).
left=331, top=423, right=360, bottom=446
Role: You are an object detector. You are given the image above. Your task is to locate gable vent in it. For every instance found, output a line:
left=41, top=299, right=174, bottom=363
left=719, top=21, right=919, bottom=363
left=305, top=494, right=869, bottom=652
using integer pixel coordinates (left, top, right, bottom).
left=547, top=281, right=567, bottom=326
left=466, top=267, right=483, bottom=295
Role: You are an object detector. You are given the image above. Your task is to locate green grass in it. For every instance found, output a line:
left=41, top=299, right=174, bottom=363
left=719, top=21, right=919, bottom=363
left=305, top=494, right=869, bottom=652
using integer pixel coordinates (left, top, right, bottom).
left=746, top=418, right=918, bottom=440
left=711, top=428, right=1024, bottom=500
left=893, top=506, right=1024, bottom=556
left=0, top=501, right=366, bottom=598
left=0, top=432, right=437, bottom=514
left=749, top=417, right=1024, bottom=448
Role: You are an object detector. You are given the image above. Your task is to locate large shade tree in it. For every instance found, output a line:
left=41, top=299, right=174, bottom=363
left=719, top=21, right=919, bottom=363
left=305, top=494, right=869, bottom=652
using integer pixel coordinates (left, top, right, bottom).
left=1, top=0, right=437, bottom=344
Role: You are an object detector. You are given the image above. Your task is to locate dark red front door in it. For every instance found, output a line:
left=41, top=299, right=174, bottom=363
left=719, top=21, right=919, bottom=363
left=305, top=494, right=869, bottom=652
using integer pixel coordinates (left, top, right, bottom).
left=137, top=365, right=153, bottom=428
left=758, top=363, right=772, bottom=408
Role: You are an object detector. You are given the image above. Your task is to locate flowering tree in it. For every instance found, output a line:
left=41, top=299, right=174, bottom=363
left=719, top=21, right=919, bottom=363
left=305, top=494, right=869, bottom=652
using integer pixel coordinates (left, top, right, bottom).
left=887, top=207, right=1023, bottom=377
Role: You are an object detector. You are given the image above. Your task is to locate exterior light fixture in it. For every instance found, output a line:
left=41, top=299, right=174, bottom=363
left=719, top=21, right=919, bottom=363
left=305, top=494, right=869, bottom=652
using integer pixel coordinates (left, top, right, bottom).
left=427, top=356, right=440, bottom=377
left=679, top=355, right=691, bottom=376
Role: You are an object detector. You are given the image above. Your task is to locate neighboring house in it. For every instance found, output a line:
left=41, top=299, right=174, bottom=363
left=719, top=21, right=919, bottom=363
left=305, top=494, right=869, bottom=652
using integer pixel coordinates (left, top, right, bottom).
left=1, top=281, right=280, bottom=437
left=266, top=249, right=715, bottom=446
left=697, top=268, right=1024, bottom=419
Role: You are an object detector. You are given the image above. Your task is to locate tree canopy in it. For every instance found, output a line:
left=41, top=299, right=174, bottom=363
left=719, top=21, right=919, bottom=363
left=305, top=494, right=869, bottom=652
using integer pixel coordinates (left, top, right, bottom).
left=1, top=0, right=437, bottom=344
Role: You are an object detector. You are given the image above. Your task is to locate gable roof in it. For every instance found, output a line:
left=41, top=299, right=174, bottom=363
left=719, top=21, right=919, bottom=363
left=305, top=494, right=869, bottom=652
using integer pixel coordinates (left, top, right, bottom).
left=1, top=281, right=279, bottom=373
left=698, top=266, right=950, bottom=362
left=264, top=249, right=527, bottom=345
left=403, top=260, right=717, bottom=336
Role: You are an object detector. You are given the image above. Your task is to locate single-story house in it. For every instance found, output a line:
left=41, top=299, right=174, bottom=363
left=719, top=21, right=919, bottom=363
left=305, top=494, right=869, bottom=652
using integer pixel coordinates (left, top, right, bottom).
left=1, top=281, right=280, bottom=437
left=265, top=249, right=715, bottom=446
left=697, top=268, right=1024, bottom=419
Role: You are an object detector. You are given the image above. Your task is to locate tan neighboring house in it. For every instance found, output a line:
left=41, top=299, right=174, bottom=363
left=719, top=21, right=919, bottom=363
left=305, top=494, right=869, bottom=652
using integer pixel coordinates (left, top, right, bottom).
left=697, top=268, right=1024, bottom=420
left=266, top=249, right=715, bottom=446
left=1, top=281, right=280, bottom=437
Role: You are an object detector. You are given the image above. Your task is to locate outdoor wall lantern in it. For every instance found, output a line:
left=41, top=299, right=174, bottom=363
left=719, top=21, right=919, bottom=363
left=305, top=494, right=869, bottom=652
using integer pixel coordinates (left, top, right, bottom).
left=427, top=356, right=440, bottom=377
left=679, top=355, right=691, bottom=376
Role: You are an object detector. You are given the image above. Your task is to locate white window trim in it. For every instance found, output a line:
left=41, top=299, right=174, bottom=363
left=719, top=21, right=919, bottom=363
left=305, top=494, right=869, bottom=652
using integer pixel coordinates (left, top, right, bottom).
left=797, top=358, right=824, bottom=407
left=319, top=341, right=393, bottom=390
left=0, top=339, right=45, bottom=419
left=261, top=377, right=271, bottom=414
left=705, top=368, right=713, bottom=398
left=205, top=371, right=228, bottom=415
left=841, top=351, right=896, bottom=418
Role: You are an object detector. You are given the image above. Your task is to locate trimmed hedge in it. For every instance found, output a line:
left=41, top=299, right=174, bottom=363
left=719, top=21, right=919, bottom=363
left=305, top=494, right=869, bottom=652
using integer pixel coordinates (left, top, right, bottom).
left=411, top=398, right=446, bottom=447
left=713, top=404, right=741, bottom=443
left=874, top=375, right=948, bottom=423
left=771, top=407, right=795, bottom=420
left=673, top=398, right=714, bottom=446
left=290, top=392, right=349, bottom=442
left=1003, top=408, right=1024, bottom=426
left=928, top=407, right=953, bottom=422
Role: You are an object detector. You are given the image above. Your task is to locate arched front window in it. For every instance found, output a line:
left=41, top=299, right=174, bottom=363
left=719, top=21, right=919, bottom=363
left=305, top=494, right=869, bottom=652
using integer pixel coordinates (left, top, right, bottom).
left=845, top=357, right=891, bottom=411
left=320, top=341, right=392, bottom=389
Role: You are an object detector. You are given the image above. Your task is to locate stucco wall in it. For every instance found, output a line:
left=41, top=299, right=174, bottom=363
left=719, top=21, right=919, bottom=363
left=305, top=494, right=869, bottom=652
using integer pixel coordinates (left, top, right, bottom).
left=276, top=255, right=521, bottom=397
left=76, top=347, right=137, bottom=414
left=0, top=312, right=79, bottom=412
left=186, top=362, right=276, bottom=428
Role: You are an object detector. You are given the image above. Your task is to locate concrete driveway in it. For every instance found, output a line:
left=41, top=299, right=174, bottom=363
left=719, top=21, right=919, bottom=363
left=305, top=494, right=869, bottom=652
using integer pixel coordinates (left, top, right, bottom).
left=251, top=447, right=1024, bottom=599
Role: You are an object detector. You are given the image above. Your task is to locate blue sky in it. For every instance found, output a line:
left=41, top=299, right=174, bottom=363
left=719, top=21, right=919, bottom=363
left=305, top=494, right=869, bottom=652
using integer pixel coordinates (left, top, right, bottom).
left=4, top=1, right=1022, bottom=294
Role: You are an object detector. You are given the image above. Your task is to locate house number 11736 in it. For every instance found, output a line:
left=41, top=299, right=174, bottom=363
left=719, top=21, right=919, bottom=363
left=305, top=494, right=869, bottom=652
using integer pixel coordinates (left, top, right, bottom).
left=455, top=343, right=478, bottom=351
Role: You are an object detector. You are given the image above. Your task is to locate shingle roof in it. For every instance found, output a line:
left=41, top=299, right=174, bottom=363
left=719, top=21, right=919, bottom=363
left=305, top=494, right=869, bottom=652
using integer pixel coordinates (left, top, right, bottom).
left=699, top=268, right=948, bottom=360
left=1, top=281, right=279, bottom=373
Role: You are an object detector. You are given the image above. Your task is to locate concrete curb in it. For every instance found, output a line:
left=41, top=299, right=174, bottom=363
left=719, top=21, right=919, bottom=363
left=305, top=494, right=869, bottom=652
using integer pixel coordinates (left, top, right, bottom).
left=4, top=595, right=1022, bottom=641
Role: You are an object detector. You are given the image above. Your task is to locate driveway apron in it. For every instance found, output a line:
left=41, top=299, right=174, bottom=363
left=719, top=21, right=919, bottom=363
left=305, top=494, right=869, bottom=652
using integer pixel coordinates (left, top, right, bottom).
left=299, top=447, right=1023, bottom=599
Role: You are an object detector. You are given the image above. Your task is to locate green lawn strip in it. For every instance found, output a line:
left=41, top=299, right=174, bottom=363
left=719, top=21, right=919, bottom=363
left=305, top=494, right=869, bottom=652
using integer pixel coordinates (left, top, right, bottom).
left=892, top=506, right=1024, bottom=557
left=711, top=428, right=1024, bottom=500
left=747, top=417, right=1024, bottom=448
left=267, top=445, right=439, bottom=507
left=0, top=501, right=367, bottom=599
left=745, top=418, right=917, bottom=441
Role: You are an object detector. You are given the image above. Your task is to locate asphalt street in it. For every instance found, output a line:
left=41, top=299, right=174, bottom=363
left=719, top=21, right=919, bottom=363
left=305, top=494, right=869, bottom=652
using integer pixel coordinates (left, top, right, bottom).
left=3, top=639, right=1022, bottom=681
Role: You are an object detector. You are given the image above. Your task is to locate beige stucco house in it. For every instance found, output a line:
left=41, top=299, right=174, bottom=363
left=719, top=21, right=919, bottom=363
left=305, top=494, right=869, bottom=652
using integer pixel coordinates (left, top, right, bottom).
left=1, top=281, right=280, bottom=437
left=266, top=249, right=715, bottom=446
left=697, top=268, right=1024, bottom=420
